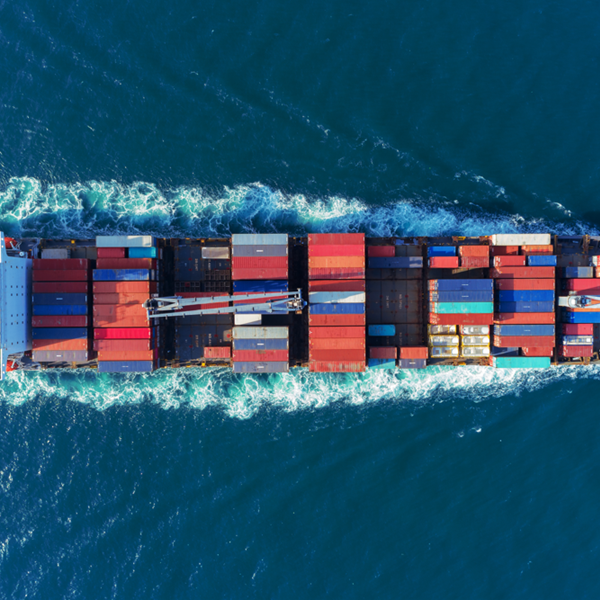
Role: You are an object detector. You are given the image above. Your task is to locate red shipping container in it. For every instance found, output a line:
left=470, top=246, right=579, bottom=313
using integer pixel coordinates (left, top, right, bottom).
left=309, top=314, right=366, bottom=326
left=232, top=349, right=289, bottom=362
left=32, top=316, right=88, bottom=327
left=94, top=328, right=154, bottom=339
left=494, top=279, right=555, bottom=290
left=493, top=336, right=555, bottom=348
left=308, top=361, right=366, bottom=373
left=490, top=267, right=555, bottom=279
left=490, top=246, right=519, bottom=256
left=367, top=246, right=395, bottom=257
left=493, top=255, right=526, bottom=267
left=93, top=316, right=150, bottom=328
left=308, top=280, right=366, bottom=292
left=494, top=312, right=555, bottom=324
left=94, top=293, right=153, bottom=305
left=33, top=259, right=89, bottom=270
left=522, top=347, right=554, bottom=357
left=231, top=257, right=288, bottom=269
left=429, top=313, right=494, bottom=325
left=94, top=339, right=153, bottom=351
left=96, top=258, right=157, bottom=270
left=32, top=339, right=90, bottom=351
left=232, top=268, right=289, bottom=280
left=308, top=233, right=365, bottom=246
left=429, top=257, right=459, bottom=268
left=93, top=281, right=158, bottom=294
left=460, top=257, right=489, bottom=268
left=309, top=349, right=366, bottom=362
left=97, top=248, right=126, bottom=258
left=521, top=245, right=554, bottom=255
left=308, top=268, right=365, bottom=280
left=98, top=350, right=155, bottom=361
left=32, top=270, right=89, bottom=282
left=309, top=338, right=365, bottom=350
left=203, top=346, right=231, bottom=359
left=400, top=347, right=429, bottom=359
left=562, top=323, right=593, bottom=335
left=459, top=246, right=489, bottom=257
left=369, top=347, right=397, bottom=359
left=310, top=245, right=366, bottom=257
left=560, top=345, right=593, bottom=357
left=93, top=304, right=147, bottom=317
left=33, top=281, right=89, bottom=293
left=309, top=326, right=365, bottom=338
left=309, top=256, right=365, bottom=268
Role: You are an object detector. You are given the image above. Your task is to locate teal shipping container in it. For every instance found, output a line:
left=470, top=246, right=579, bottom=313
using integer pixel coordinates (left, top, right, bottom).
left=368, top=358, right=396, bottom=369
left=429, top=302, right=494, bottom=314
left=368, top=324, right=396, bottom=336
left=493, top=357, right=551, bottom=368
left=128, top=247, right=158, bottom=258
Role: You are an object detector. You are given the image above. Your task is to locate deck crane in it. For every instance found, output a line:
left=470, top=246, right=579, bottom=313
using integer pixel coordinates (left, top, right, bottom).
left=142, top=289, right=306, bottom=320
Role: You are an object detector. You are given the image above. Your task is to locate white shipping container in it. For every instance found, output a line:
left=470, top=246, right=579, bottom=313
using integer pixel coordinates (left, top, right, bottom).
left=308, top=291, right=366, bottom=304
left=41, top=248, right=71, bottom=259
left=234, top=315, right=262, bottom=326
left=461, top=346, right=490, bottom=357
left=232, top=326, right=289, bottom=339
left=562, top=335, right=593, bottom=345
left=460, top=325, right=490, bottom=335
left=429, top=335, right=459, bottom=347
left=96, top=235, right=155, bottom=248
left=462, top=335, right=490, bottom=346
left=590, top=255, right=600, bottom=266
left=202, top=247, right=230, bottom=259
left=490, top=234, right=551, bottom=246
left=428, top=325, right=457, bottom=335
left=231, top=234, right=288, bottom=246
left=430, top=346, right=460, bottom=358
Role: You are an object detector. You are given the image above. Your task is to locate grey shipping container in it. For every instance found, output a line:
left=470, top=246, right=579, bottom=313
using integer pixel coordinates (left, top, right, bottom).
left=32, top=293, right=88, bottom=305
left=32, top=350, right=89, bottom=362
left=98, top=361, right=155, bottom=373
left=232, top=326, right=289, bottom=339
left=202, top=247, right=230, bottom=259
left=232, top=234, right=288, bottom=246
left=41, top=248, right=71, bottom=259
left=232, top=361, right=289, bottom=373
left=399, top=359, right=427, bottom=369
left=96, top=235, right=155, bottom=248
left=563, top=266, right=594, bottom=278
left=232, top=245, right=288, bottom=257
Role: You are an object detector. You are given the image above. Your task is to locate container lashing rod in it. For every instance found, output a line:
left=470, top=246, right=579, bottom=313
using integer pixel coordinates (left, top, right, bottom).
left=143, top=289, right=306, bottom=320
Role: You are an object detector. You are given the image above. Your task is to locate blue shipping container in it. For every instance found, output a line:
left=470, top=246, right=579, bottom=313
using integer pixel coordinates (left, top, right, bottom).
left=427, top=246, right=456, bottom=257
left=32, top=305, right=88, bottom=316
left=497, top=290, right=555, bottom=302
left=93, top=269, right=154, bottom=281
left=32, top=293, right=88, bottom=305
left=128, top=247, right=158, bottom=258
left=233, top=338, right=289, bottom=350
left=563, top=267, right=594, bottom=278
left=494, top=325, right=555, bottom=337
left=368, top=358, right=396, bottom=369
left=309, top=303, right=365, bottom=315
left=368, top=324, right=396, bottom=336
left=497, top=301, right=554, bottom=313
left=527, top=255, right=557, bottom=267
left=233, top=280, right=289, bottom=293
left=368, top=257, right=423, bottom=269
left=31, top=327, right=88, bottom=340
left=490, top=346, right=520, bottom=357
left=562, top=311, right=600, bottom=324
left=399, top=358, right=427, bottom=369
left=429, top=291, right=494, bottom=303
left=429, top=279, right=494, bottom=291
left=98, top=361, right=155, bottom=373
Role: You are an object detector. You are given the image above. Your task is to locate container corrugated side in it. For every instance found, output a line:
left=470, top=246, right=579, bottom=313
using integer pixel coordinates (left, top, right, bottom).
left=93, top=269, right=155, bottom=281
left=41, top=248, right=70, bottom=259
left=93, top=304, right=147, bottom=317
left=562, top=267, right=594, bottom=278
left=399, top=347, right=428, bottom=359
left=494, top=312, right=555, bottom=324
left=429, top=291, right=494, bottom=303
left=527, top=255, right=557, bottom=266
left=427, top=246, right=456, bottom=257
left=32, top=270, right=90, bottom=282
left=231, top=245, right=286, bottom=257
left=492, top=356, right=551, bottom=368
left=231, top=234, right=288, bottom=246
left=33, top=259, right=89, bottom=270
left=368, top=324, right=396, bottom=336
left=232, top=326, right=289, bottom=339
left=559, top=345, right=594, bottom=357
left=31, top=327, right=88, bottom=340
left=428, top=279, right=493, bottom=291
left=94, top=339, right=154, bottom=352
left=460, top=257, right=489, bottom=268
left=429, top=314, right=494, bottom=326
left=497, top=290, right=555, bottom=302
left=309, top=256, right=365, bottom=269
left=493, top=336, right=555, bottom=348
left=522, top=347, right=554, bottom=357
left=32, top=316, right=88, bottom=328
left=231, top=256, right=288, bottom=269
left=308, top=244, right=365, bottom=257
left=490, top=267, right=555, bottom=279
left=565, top=279, right=600, bottom=292
left=33, top=305, right=88, bottom=316
left=490, top=246, right=519, bottom=256
left=32, top=293, right=88, bottom=305
left=429, top=302, right=493, bottom=314
left=520, top=245, right=554, bottom=255
left=367, top=246, right=395, bottom=257
left=369, top=347, right=397, bottom=359
left=203, top=346, right=232, bottom=358
left=307, top=233, right=364, bottom=246
left=232, top=268, right=288, bottom=280
left=93, top=281, right=158, bottom=294
left=308, top=268, right=365, bottom=280
left=98, top=350, right=155, bottom=361
left=308, top=326, right=365, bottom=338
left=232, top=349, right=289, bottom=362
left=97, top=248, right=127, bottom=258
left=494, top=279, right=555, bottom=291
left=232, top=338, right=288, bottom=350
left=562, top=323, right=593, bottom=335
left=308, top=361, right=366, bottom=373
left=562, top=312, right=600, bottom=324
left=494, top=324, right=555, bottom=336
left=32, top=350, right=89, bottom=362
left=93, top=328, right=155, bottom=339
left=429, top=257, right=459, bottom=268
left=33, top=282, right=89, bottom=293
left=97, top=361, right=155, bottom=372
left=309, top=292, right=366, bottom=304
left=399, top=359, right=427, bottom=369
left=308, top=280, right=366, bottom=292
left=493, top=256, right=526, bottom=267
left=458, top=246, right=489, bottom=257
left=96, top=258, right=157, bottom=270
left=309, top=349, right=366, bottom=361
left=232, top=361, right=289, bottom=373
left=309, top=314, right=366, bottom=326
left=93, top=292, right=155, bottom=305
left=497, top=301, right=554, bottom=313
left=491, top=234, right=551, bottom=246
left=233, top=280, right=288, bottom=292
left=309, top=338, right=365, bottom=350
left=93, top=316, right=150, bottom=328
left=309, top=303, right=365, bottom=315
left=368, top=257, right=423, bottom=269
left=96, top=235, right=155, bottom=248
left=367, top=358, right=396, bottom=369
left=129, top=247, right=159, bottom=258
left=32, top=339, right=90, bottom=351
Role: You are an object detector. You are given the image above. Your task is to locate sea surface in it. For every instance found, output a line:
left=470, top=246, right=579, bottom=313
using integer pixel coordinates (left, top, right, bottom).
left=1, top=0, right=600, bottom=597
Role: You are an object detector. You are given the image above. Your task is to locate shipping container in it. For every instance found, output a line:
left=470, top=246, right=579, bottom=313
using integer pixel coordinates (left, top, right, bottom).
left=527, top=255, right=557, bottom=266
left=562, top=335, right=594, bottom=345
left=591, top=256, right=600, bottom=267
left=93, top=316, right=150, bottom=328
left=430, top=346, right=459, bottom=358
left=492, top=356, right=551, bottom=368
left=308, top=280, right=366, bottom=292
left=490, top=246, right=519, bottom=256
left=493, top=336, right=555, bottom=348
left=308, top=268, right=365, bottom=280
left=308, top=361, right=366, bottom=373
left=494, top=278, right=555, bottom=291
left=307, top=233, right=364, bottom=246
left=427, top=246, right=456, bottom=257
left=493, top=255, right=526, bottom=267
left=203, top=346, right=231, bottom=359
left=460, top=325, right=490, bottom=335
left=490, top=267, right=555, bottom=279
left=232, top=361, right=289, bottom=373
left=497, top=301, right=554, bottom=313
left=491, top=346, right=520, bottom=357
left=368, top=257, right=423, bottom=269
left=32, top=339, right=90, bottom=351
left=460, top=257, right=489, bottom=268
left=309, top=303, right=365, bottom=315
left=232, top=280, right=288, bottom=293
left=33, top=304, right=88, bottom=316
left=399, top=358, right=427, bottom=369
left=94, top=339, right=154, bottom=352
left=32, top=270, right=90, bottom=282
left=428, top=325, right=457, bottom=334
left=231, top=234, right=288, bottom=246
left=429, top=335, right=459, bottom=346
left=559, top=345, right=594, bottom=357
left=429, top=291, right=494, bottom=303
left=32, top=350, right=89, bottom=362
left=97, top=248, right=126, bottom=258
left=430, top=302, right=493, bottom=314
left=232, top=326, right=289, bottom=339
left=93, top=281, right=158, bottom=294
left=97, top=361, right=155, bottom=372
left=494, top=312, right=555, bottom=324
left=458, top=245, right=489, bottom=257
left=368, top=324, right=396, bottom=336
left=233, top=338, right=288, bottom=350
left=308, top=327, right=365, bottom=338
left=429, top=257, right=460, bottom=268
left=309, top=245, right=365, bottom=257
left=400, top=347, right=428, bottom=359
left=93, top=304, right=147, bottom=317
left=32, top=316, right=88, bottom=327
left=309, top=338, right=365, bottom=350
left=96, top=235, right=155, bottom=248
left=33, top=258, right=89, bottom=270
left=494, top=324, right=555, bottom=337
left=462, top=335, right=490, bottom=346
left=562, top=323, right=593, bottom=335
left=520, top=245, right=554, bottom=255
left=96, top=258, right=157, bottom=270
left=563, top=266, right=594, bottom=278
left=93, top=292, right=154, bottom=304
left=98, top=350, right=155, bottom=362
left=562, top=312, right=600, bottom=324
left=367, top=358, right=396, bottom=369
left=522, top=347, right=554, bottom=357
left=32, top=282, right=89, bottom=294
left=31, top=327, right=88, bottom=340
left=41, top=248, right=70, bottom=259
left=234, top=314, right=262, bottom=325
left=231, top=245, right=286, bottom=257
left=309, top=349, right=366, bottom=361
left=367, top=246, right=395, bottom=257
left=460, top=346, right=490, bottom=357
left=93, top=269, right=155, bottom=281
left=232, top=349, right=289, bottom=362
left=232, top=268, right=289, bottom=280
left=309, top=256, right=365, bottom=269
left=309, top=291, right=366, bottom=304
left=231, top=256, right=288, bottom=270
left=429, top=313, right=494, bottom=325
left=428, top=279, right=494, bottom=291
left=497, top=290, right=555, bottom=302
left=129, top=247, right=159, bottom=259
left=308, top=314, right=366, bottom=326
left=369, top=347, right=397, bottom=359
left=32, top=293, right=88, bottom=305
left=93, top=328, right=155, bottom=339
left=490, top=234, right=551, bottom=246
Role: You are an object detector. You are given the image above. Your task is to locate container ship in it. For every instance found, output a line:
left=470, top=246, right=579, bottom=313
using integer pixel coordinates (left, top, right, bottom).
left=1, top=230, right=599, bottom=380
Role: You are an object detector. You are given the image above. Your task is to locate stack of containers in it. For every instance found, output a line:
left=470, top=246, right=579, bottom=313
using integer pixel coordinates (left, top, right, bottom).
left=92, top=236, right=159, bottom=373
left=459, top=244, right=490, bottom=269
left=428, top=246, right=459, bottom=269
left=490, top=234, right=554, bottom=368
left=308, top=234, right=366, bottom=372
left=231, top=326, right=289, bottom=373
left=31, top=258, right=91, bottom=363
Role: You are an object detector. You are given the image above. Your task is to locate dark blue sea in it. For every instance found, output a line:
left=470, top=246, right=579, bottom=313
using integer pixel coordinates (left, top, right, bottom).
left=2, top=0, right=600, bottom=597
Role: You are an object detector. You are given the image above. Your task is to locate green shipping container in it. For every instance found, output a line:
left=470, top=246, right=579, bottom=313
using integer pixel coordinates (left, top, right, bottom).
left=368, top=358, right=396, bottom=369
left=429, top=302, right=494, bottom=314
left=493, top=357, right=551, bottom=369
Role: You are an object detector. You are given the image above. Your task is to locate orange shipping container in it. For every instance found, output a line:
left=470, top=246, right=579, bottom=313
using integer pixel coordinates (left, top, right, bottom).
left=311, top=245, right=366, bottom=257
left=309, top=349, right=366, bottom=361
left=93, top=316, right=150, bottom=328
left=32, top=339, right=90, bottom=351
left=93, top=339, right=153, bottom=352
left=309, top=361, right=366, bottom=372
left=96, top=258, right=157, bottom=269
left=308, top=233, right=365, bottom=246
left=308, top=268, right=365, bottom=280
left=494, top=312, right=555, bottom=324
left=520, top=245, right=554, bottom=255
left=93, top=304, right=147, bottom=317
left=93, top=281, right=158, bottom=294
left=490, top=267, right=555, bottom=279
left=308, top=256, right=365, bottom=269
left=458, top=246, right=489, bottom=257
left=490, top=246, right=519, bottom=256
left=97, top=350, right=155, bottom=361
left=309, top=314, right=366, bottom=326
left=309, top=338, right=365, bottom=350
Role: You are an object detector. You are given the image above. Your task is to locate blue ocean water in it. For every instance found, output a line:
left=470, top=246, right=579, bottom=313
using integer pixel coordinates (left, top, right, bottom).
left=2, top=0, right=600, bottom=597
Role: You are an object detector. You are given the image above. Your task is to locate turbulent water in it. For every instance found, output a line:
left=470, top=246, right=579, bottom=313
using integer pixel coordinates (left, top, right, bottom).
left=2, top=0, right=600, bottom=597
